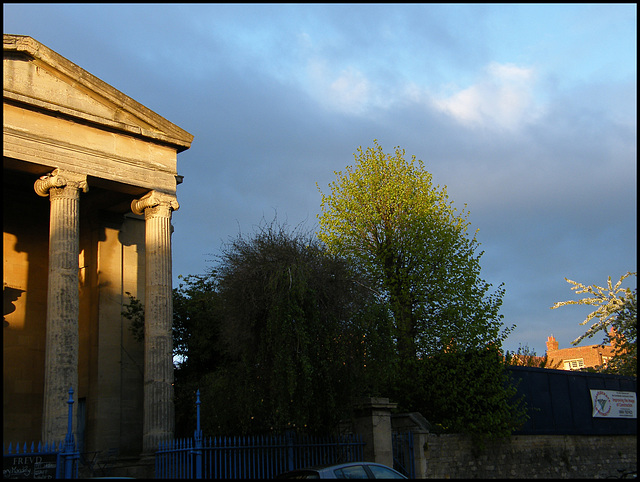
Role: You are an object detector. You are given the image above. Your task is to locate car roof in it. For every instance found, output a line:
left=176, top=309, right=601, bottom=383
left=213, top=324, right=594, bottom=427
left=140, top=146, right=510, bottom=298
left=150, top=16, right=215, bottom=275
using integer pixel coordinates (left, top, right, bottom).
left=295, top=461, right=373, bottom=471
left=276, top=461, right=402, bottom=475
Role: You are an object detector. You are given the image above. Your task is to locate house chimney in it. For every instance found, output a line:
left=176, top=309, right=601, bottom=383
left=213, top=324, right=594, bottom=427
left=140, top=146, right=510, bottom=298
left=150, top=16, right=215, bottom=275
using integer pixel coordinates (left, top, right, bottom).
left=546, top=335, right=559, bottom=352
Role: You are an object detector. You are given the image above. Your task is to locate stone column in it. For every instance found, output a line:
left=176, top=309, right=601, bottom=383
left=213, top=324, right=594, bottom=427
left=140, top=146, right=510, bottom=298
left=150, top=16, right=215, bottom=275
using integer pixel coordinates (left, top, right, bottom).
left=34, top=169, right=88, bottom=444
left=131, top=191, right=179, bottom=453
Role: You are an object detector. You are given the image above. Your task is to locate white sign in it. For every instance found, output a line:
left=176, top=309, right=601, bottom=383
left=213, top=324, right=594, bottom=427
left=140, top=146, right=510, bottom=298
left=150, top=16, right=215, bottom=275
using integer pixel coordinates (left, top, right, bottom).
left=590, top=390, right=637, bottom=418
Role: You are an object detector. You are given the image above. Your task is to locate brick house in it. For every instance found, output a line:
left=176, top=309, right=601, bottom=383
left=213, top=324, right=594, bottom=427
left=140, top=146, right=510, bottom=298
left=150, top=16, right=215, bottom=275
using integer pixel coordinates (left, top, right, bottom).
left=545, top=332, right=617, bottom=371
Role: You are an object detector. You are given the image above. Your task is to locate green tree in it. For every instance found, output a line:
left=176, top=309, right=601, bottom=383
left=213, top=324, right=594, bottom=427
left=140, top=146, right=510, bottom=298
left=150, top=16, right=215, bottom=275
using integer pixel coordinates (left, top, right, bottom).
left=397, top=346, right=528, bottom=449
left=317, top=141, right=523, bottom=446
left=317, top=140, right=512, bottom=360
left=171, top=273, right=226, bottom=436
left=172, top=273, right=223, bottom=370
left=172, top=220, right=393, bottom=436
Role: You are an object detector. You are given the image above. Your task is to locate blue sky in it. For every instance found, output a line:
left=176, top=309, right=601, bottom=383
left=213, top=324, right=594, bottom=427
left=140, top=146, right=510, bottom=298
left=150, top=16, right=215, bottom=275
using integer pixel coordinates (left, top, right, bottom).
left=4, top=3, right=636, bottom=355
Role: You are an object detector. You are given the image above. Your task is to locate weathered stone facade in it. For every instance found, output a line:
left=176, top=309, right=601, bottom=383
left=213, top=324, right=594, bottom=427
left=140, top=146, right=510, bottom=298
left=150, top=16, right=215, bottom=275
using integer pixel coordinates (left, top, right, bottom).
left=3, top=33, right=193, bottom=472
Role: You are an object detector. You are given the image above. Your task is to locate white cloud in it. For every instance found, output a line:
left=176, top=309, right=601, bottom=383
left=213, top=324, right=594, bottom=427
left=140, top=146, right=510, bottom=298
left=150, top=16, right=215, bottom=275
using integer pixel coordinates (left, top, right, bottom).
left=305, top=60, right=374, bottom=115
left=303, top=59, right=546, bottom=128
left=431, top=62, right=545, bottom=131
left=328, top=68, right=371, bottom=114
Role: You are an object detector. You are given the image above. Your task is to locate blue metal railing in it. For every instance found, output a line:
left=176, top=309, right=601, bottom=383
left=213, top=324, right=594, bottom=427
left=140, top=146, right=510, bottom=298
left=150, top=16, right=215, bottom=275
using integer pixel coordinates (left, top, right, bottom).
left=392, top=431, right=415, bottom=479
left=156, top=432, right=364, bottom=479
left=156, top=390, right=365, bottom=479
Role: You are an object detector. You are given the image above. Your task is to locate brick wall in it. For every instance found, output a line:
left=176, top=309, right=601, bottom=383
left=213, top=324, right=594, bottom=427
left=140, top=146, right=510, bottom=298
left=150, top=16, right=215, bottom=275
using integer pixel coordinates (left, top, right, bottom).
left=421, top=433, right=637, bottom=478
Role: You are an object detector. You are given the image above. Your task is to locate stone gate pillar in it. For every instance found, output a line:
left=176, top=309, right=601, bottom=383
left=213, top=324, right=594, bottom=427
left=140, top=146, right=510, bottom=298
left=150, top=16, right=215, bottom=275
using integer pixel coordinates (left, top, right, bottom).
left=352, top=397, right=397, bottom=467
left=131, top=191, right=179, bottom=453
left=34, top=169, right=88, bottom=443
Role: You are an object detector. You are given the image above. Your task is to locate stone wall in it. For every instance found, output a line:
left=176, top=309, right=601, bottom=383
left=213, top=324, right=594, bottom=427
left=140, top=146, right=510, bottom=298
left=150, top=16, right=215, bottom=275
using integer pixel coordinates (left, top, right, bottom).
left=421, top=433, right=637, bottom=479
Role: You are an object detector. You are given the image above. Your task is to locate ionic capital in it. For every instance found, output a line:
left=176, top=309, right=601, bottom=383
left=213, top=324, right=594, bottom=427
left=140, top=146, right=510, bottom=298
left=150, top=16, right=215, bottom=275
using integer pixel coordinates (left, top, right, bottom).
left=131, top=191, right=179, bottom=216
left=34, top=169, right=88, bottom=197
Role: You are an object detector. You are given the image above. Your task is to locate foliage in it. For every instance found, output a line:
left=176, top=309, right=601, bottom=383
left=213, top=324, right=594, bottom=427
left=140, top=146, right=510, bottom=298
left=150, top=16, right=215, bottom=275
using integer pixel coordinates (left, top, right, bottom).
left=550, top=271, right=636, bottom=345
left=172, top=220, right=392, bottom=436
left=551, top=272, right=636, bottom=376
left=602, top=289, right=637, bottom=377
left=317, top=141, right=523, bottom=445
left=122, top=291, right=145, bottom=343
left=171, top=273, right=226, bottom=435
left=317, top=140, right=512, bottom=361
left=172, top=273, right=222, bottom=369
left=122, top=284, right=207, bottom=363
left=504, top=344, right=557, bottom=368
left=392, top=346, right=528, bottom=449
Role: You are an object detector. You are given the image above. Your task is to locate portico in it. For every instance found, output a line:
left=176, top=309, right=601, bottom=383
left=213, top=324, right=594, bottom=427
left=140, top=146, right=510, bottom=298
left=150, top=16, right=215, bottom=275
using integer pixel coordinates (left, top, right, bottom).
left=3, top=33, right=193, bottom=464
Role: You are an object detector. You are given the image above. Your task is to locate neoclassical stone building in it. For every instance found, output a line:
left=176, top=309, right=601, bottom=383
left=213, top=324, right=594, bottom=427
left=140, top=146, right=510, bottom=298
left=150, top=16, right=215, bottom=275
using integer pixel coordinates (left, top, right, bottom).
left=3, top=33, right=193, bottom=468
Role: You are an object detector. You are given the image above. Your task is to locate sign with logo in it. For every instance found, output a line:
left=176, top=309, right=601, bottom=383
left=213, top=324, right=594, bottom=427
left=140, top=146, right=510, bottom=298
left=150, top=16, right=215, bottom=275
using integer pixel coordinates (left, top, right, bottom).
left=590, top=390, right=637, bottom=418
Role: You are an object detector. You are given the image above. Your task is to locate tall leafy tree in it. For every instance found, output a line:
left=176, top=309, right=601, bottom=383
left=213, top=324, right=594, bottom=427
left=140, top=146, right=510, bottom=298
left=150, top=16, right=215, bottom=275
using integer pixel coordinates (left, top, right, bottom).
left=317, top=141, right=524, bottom=445
left=551, top=272, right=636, bottom=376
left=173, top=220, right=392, bottom=436
left=317, top=140, right=511, bottom=360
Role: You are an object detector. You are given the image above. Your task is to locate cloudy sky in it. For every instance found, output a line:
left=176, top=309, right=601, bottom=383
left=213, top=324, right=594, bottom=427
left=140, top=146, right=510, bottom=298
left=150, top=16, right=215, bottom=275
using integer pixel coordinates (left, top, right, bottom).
left=4, top=3, right=636, bottom=355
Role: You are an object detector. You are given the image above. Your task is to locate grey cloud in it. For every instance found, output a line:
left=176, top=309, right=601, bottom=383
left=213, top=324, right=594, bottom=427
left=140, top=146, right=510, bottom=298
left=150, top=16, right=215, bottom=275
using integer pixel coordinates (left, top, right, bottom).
left=4, top=3, right=635, bottom=355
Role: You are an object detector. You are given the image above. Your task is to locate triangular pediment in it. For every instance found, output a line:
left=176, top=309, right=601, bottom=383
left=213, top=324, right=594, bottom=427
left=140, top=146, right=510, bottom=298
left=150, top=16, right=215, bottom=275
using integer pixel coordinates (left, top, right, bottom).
left=3, top=34, right=193, bottom=152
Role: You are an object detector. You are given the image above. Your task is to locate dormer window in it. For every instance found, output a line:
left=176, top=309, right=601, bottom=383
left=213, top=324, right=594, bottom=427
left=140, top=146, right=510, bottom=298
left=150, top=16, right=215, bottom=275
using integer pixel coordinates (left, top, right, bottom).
left=564, top=358, right=585, bottom=370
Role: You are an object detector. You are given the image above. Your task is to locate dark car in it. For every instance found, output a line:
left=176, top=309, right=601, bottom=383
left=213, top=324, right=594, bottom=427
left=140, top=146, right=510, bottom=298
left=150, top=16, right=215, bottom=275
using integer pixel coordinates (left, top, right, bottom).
left=274, top=461, right=407, bottom=479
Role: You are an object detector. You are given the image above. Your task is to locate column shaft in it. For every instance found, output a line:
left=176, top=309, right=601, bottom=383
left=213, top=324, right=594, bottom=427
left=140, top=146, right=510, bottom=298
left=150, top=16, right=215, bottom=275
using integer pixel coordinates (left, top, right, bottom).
left=132, top=192, right=178, bottom=453
left=35, top=170, right=87, bottom=444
